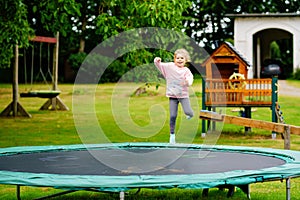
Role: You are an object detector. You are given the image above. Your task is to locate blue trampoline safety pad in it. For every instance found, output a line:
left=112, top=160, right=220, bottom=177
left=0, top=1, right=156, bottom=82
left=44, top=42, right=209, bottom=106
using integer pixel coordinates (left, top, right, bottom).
left=0, top=143, right=300, bottom=192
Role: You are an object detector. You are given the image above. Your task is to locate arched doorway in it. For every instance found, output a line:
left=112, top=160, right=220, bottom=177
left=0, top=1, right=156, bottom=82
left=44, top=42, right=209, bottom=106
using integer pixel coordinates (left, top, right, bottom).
left=253, top=28, right=293, bottom=78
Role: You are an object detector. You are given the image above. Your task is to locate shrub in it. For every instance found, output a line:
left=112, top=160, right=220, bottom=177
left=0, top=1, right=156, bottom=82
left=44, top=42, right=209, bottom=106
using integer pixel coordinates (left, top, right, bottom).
left=292, top=68, right=300, bottom=80
left=68, top=52, right=87, bottom=70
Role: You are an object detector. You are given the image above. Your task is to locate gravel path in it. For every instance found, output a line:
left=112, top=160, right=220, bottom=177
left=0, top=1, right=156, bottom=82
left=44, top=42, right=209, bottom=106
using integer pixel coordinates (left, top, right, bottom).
left=278, top=80, right=300, bottom=97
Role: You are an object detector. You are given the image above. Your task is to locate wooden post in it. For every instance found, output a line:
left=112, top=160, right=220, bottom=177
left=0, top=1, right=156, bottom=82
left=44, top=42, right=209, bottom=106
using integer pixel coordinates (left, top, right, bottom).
left=53, top=32, right=59, bottom=91
left=212, top=107, right=216, bottom=131
left=284, top=126, right=291, bottom=150
left=0, top=45, right=31, bottom=117
left=13, top=44, right=19, bottom=116
left=40, top=32, right=69, bottom=111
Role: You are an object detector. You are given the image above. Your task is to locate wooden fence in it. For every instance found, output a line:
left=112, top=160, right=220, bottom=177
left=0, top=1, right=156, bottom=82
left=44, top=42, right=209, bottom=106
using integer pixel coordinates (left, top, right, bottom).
left=204, top=78, right=273, bottom=106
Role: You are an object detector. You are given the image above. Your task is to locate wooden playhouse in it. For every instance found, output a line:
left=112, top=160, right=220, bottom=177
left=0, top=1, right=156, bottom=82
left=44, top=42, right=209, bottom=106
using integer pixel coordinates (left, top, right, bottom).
left=201, top=42, right=278, bottom=133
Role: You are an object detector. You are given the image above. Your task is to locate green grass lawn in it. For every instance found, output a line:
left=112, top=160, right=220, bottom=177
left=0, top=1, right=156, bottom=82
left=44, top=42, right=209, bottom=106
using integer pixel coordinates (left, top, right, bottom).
left=1, top=79, right=300, bottom=199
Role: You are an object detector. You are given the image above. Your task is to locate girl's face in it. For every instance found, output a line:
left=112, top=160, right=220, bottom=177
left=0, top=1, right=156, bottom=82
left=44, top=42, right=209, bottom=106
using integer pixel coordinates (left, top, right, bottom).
left=174, top=53, right=187, bottom=68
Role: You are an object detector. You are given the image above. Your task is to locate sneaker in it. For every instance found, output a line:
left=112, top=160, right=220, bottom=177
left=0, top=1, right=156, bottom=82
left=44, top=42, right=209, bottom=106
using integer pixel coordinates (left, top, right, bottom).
left=169, top=134, right=176, bottom=144
left=186, top=115, right=193, bottom=120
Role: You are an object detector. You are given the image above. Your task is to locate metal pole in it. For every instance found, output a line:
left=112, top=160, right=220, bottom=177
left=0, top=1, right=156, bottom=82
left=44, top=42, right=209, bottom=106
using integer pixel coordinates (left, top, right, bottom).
left=244, top=106, right=252, bottom=134
left=271, top=76, right=278, bottom=139
left=16, top=185, right=21, bottom=200
left=201, top=77, right=206, bottom=137
left=120, top=191, right=125, bottom=200
left=286, top=178, right=291, bottom=200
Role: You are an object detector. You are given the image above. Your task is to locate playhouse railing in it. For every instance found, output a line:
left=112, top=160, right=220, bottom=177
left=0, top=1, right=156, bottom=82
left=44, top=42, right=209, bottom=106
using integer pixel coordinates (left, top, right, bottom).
left=204, top=78, right=273, bottom=106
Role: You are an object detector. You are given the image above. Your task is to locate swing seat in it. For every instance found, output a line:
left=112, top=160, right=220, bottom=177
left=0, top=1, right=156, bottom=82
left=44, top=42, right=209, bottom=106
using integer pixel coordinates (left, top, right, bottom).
left=20, top=90, right=61, bottom=98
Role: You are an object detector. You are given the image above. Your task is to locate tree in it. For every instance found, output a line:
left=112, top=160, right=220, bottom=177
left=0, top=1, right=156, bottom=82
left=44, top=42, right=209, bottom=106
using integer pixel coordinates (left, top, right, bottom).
left=0, top=0, right=81, bottom=69
left=184, top=0, right=300, bottom=53
left=69, top=0, right=193, bottom=83
left=2, top=0, right=300, bottom=80
left=24, top=0, right=81, bottom=36
left=0, top=0, right=33, bottom=68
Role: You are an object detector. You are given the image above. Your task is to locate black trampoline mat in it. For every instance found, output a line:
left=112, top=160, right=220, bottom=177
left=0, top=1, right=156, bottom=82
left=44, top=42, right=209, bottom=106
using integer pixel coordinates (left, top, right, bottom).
left=0, top=148, right=286, bottom=176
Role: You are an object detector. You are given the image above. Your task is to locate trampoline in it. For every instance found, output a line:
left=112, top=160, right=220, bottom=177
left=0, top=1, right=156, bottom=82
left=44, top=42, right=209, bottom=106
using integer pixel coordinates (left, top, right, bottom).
left=1, top=143, right=300, bottom=199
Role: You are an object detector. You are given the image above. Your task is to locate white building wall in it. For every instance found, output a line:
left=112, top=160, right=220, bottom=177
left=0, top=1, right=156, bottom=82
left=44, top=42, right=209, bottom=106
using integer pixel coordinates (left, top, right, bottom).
left=234, top=16, right=300, bottom=79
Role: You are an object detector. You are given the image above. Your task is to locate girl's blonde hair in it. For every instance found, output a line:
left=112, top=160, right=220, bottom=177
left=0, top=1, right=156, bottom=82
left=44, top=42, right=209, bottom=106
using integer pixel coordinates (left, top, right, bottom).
left=174, top=48, right=191, bottom=63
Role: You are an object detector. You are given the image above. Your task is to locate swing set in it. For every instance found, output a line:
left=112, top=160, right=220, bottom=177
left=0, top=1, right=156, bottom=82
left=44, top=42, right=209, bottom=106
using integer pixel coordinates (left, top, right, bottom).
left=1, top=32, right=68, bottom=117
left=20, top=37, right=60, bottom=98
left=20, top=35, right=60, bottom=98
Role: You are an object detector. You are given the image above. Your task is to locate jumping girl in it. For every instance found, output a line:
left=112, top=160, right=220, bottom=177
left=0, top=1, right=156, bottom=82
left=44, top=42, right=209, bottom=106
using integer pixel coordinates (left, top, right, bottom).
left=154, top=49, right=194, bottom=144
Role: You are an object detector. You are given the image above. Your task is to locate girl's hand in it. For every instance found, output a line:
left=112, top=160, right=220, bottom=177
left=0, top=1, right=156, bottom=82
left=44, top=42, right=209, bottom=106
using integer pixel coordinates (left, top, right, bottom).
left=154, top=57, right=161, bottom=63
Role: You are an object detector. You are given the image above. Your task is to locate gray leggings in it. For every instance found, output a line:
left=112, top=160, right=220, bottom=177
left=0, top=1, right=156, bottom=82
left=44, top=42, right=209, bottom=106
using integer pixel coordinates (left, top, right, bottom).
left=169, top=97, right=194, bottom=134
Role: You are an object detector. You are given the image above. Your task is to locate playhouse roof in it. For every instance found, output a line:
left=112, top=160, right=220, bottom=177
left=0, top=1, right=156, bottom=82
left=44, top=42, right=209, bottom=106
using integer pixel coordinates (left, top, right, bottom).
left=202, top=42, right=251, bottom=67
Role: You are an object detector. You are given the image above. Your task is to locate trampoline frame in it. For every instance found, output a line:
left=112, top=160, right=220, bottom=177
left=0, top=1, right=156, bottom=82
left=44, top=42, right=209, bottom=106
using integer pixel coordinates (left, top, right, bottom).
left=1, top=142, right=300, bottom=199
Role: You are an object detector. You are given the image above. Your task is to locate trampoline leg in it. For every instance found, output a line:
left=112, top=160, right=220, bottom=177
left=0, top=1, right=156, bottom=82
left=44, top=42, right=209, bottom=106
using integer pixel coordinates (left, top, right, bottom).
left=227, top=185, right=235, bottom=198
left=34, top=190, right=76, bottom=200
left=286, top=178, right=291, bottom=200
left=120, top=191, right=125, bottom=200
left=202, top=188, right=209, bottom=197
left=238, top=184, right=250, bottom=199
left=134, top=188, right=141, bottom=195
left=16, top=185, right=21, bottom=200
